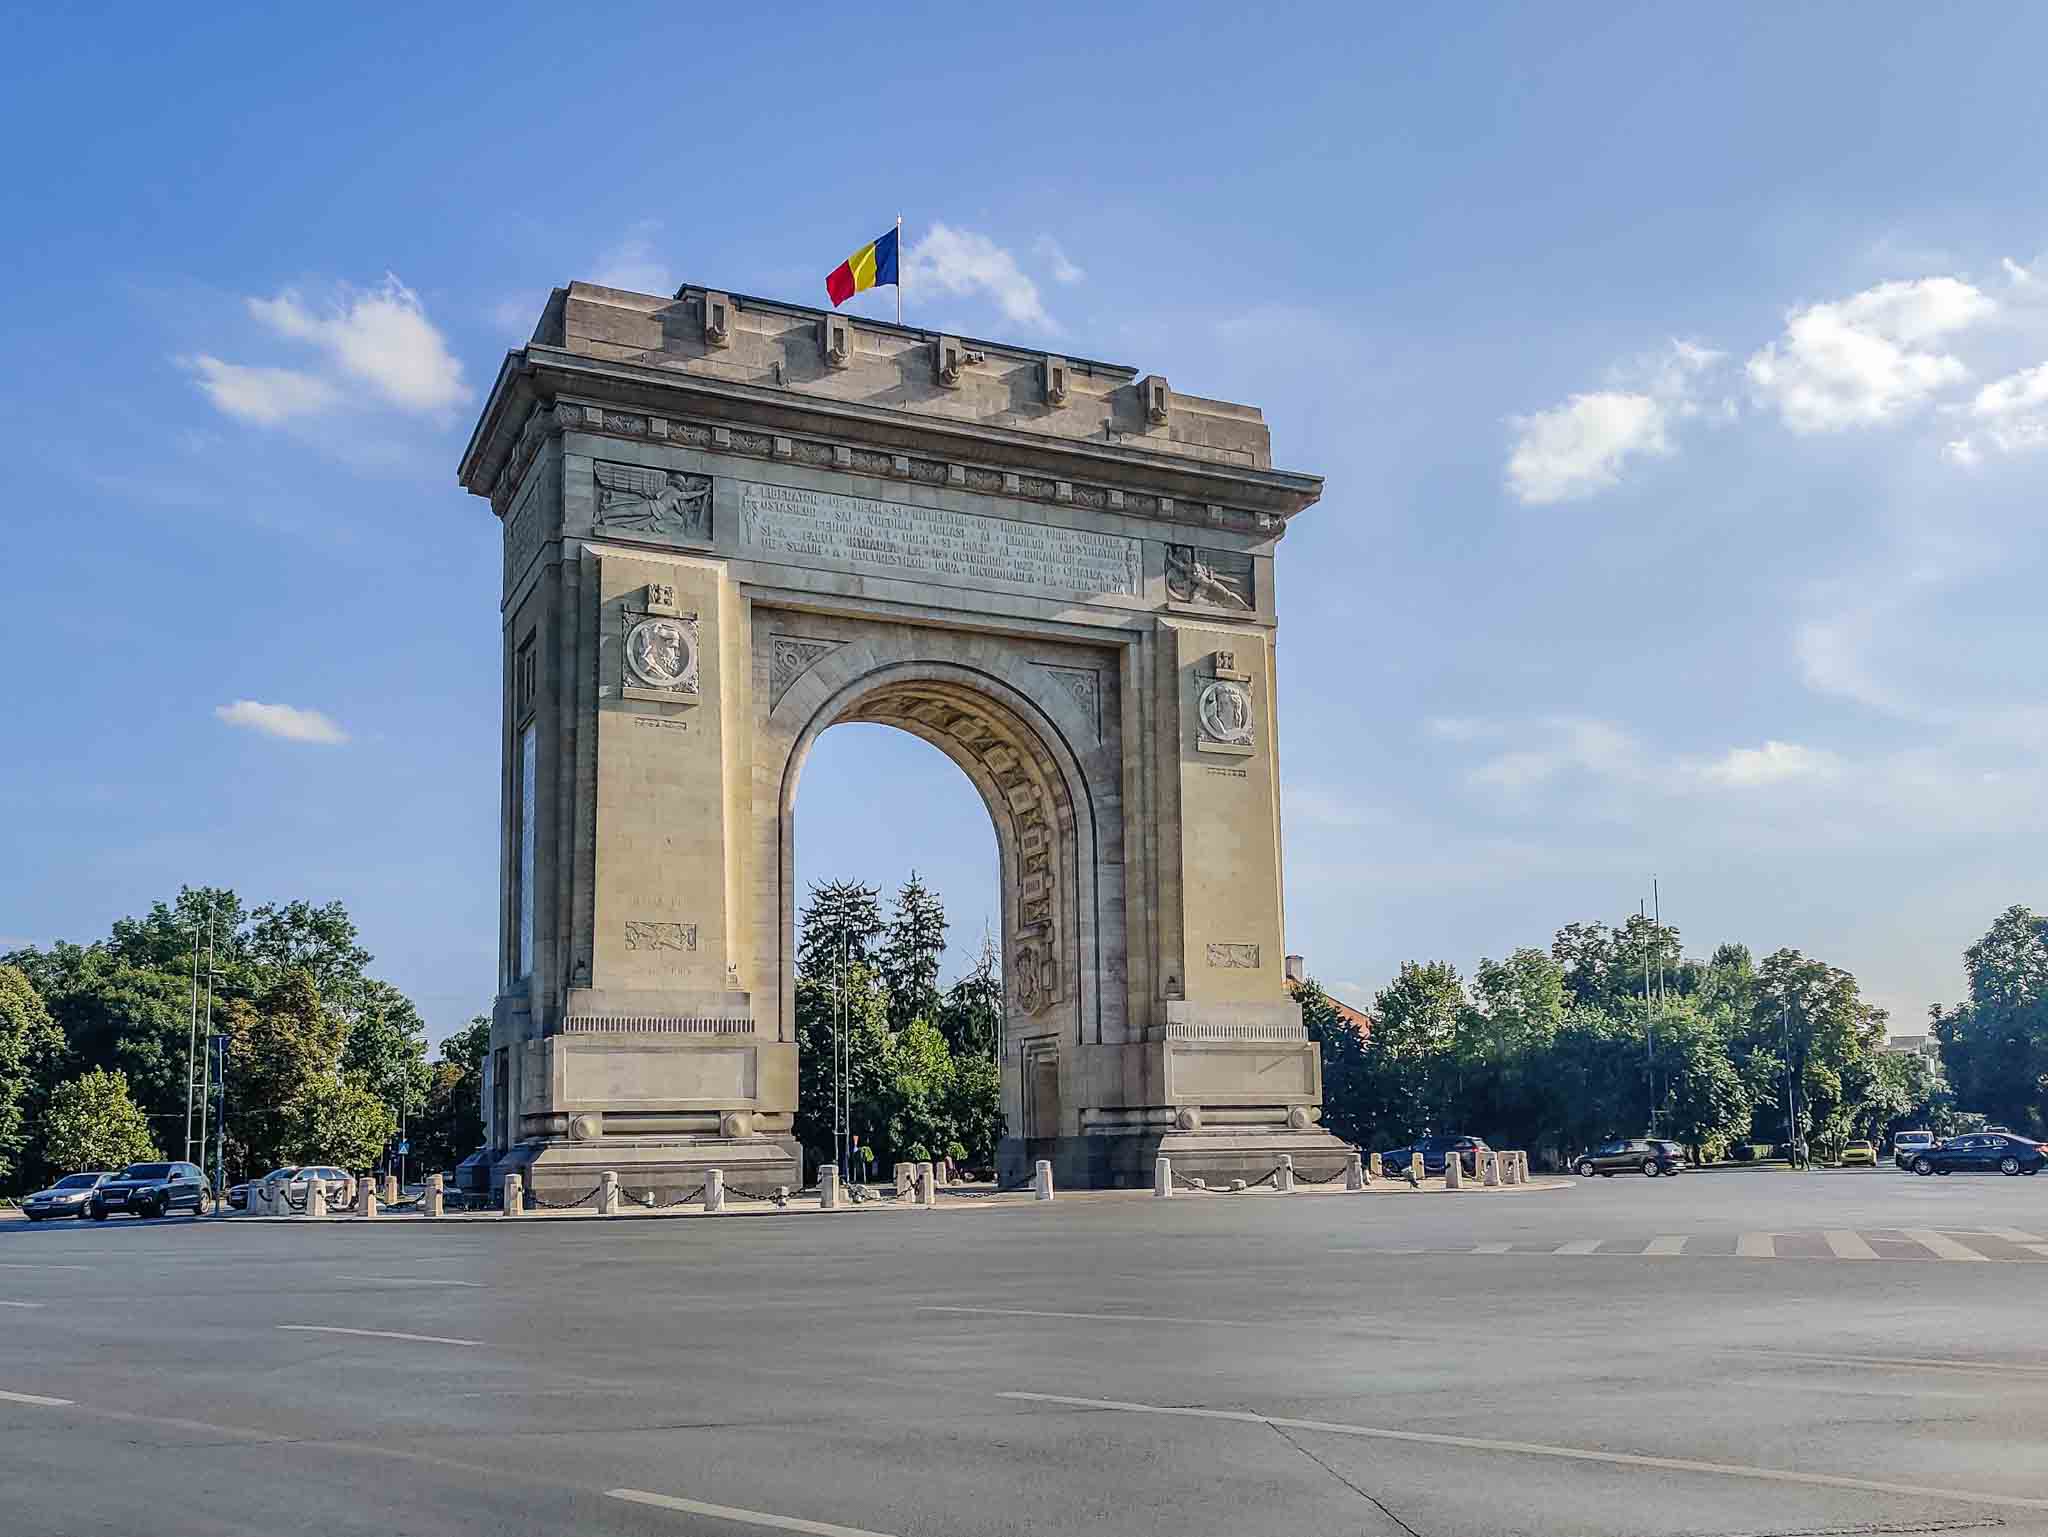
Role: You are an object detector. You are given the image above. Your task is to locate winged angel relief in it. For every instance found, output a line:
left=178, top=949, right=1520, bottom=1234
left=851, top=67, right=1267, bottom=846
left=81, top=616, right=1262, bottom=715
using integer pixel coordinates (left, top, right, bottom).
left=594, top=464, right=712, bottom=540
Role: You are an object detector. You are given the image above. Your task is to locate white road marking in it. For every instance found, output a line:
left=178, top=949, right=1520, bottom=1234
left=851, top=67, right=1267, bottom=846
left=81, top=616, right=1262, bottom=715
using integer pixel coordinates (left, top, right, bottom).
left=1823, top=1230, right=1878, bottom=1260
left=1740, top=1349, right=2048, bottom=1377
left=1735, top=1233, right=1775, bottom=1258
left=1903, top=1228, right=1989, bottom=1262
left=999, top=1391, right=2048, bottom=1513
left=608, top=1487, right=900, bottom=1536
left=275, top=1325, right=481, bottom=1346
left=1642, top=1235, right=1687, bottom=1256
left=2023, top=1245, right=2048, bottom=1260
left=0, top=1300, right=45, bottom=1309
left=0, top=1262, right=91, bottom=1271
left=1553, top=1239, right=1601, bottom=1255
left=1960, top=1227, right=2045, bottom=1244
left=331, top=1275, right=484, bottom=1287
left=1470, top=1242, right=1514, bottom=1254
left=921, top=1305, right=1272, bottom=1329
left=0, top=1388, right=75, bottom=1407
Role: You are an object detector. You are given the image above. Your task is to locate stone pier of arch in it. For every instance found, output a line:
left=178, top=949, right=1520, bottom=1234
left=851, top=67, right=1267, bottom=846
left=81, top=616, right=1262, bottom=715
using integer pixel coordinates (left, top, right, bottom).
left=457, top=280, right=1350, bottom=1196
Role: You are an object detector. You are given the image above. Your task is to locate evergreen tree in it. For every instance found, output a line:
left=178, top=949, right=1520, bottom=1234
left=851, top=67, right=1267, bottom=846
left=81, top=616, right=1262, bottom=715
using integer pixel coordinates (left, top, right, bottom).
left=795, top=880, right=884, bottom=984
left=881, top=872, right=948, bottom=1033
left=938, top=927, right=1003, bottom=1058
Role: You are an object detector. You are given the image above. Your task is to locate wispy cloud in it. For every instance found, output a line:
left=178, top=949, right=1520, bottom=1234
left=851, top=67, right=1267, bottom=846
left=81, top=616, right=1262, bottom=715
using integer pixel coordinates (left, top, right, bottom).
left=1746, top=277, right=1993, bottom=433
left=181, top=356, right=339, bottom=425
left=591, top=224, right=676, bottom=296
left=1035, top=235, right=1086, bottom=285
left=1696, top=740, right=1841, bottom=788
left=246, top=275, right=467, bottom=414
left=904, top=225, right=1054, bottom=330
left=215, top=700, right=348, bottom=744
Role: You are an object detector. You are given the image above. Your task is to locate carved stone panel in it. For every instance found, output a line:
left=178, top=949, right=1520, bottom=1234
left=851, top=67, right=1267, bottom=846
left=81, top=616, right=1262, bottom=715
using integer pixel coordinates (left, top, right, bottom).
left=625, top=921, right=698, bottom=952
left=594, top=462, right=712, bottom=541
left=1197, top=679, right=1254, bottom=748
left=1166, top=545, right=1254, bottom=610
left=769, top=636, right=844, bottom=709
left=1035, top=664, right=1101, bottom=744
left=1207, top=942, right=1261, bottom=969
left=622, top=612, right=700, bottom=697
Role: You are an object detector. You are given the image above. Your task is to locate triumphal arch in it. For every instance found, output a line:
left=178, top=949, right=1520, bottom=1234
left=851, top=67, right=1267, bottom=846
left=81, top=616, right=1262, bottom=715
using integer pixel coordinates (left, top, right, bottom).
left=458, top=281, right=1343, bottom=1195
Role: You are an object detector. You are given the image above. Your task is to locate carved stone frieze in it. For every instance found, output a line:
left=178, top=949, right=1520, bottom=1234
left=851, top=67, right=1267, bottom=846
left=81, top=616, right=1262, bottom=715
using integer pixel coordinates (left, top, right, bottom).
left=1206, top=942, right=1261, bottom=969
left=594, top=462, right=712, bottom=541
left=1167, top=544, right=1254, bottom=610
left=625, top=921, right=697, bottom=952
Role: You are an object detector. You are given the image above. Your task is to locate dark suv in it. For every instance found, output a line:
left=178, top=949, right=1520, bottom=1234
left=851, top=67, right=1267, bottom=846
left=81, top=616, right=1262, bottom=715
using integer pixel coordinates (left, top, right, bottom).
left=1380, top=1134, right=1492, bottom=1177
left=1573, top=1139, right=1686, bottom=1178
left=88, top=1161, right=209, bottom=1219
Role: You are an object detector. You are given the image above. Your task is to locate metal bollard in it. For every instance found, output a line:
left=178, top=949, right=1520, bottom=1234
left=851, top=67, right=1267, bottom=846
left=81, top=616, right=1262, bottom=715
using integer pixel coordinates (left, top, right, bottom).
left=1277, top=1154, right=1296, bottom=1193
left=819, top=1165, right=841, bottom=1210
left=1368, top=1151, right=1383, bottom=1180
left=1346, top=1151, right=1365, bottom=1191
left=600, top=1170, right=619, bottom=1216
left=1154, top=1155, right=1174, bottom=1198
left=425, top=1173, right=445, bottom=1218
left=1445, top=1153, right=1463, bottom=1189
left=705, top=1168, right=725, bottom=1213
left=502, top=1172, right=524, bottom=1217
left=1034, top=1159, right=1053, bottom=1202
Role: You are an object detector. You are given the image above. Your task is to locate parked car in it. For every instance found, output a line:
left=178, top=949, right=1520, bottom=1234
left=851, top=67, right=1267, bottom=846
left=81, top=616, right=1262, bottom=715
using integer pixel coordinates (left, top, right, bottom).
left=88, top=1161, right=209, bottom=1219
left=233, top=1165, right=351, bottom=1209
left=1891, top=1130, right=1935, bottom=1169
left=1908, top=1133, right=2045, bottom=1177
left=21, top=1171, right=112, bottom=1220
left=1380, top=1134, right=1492, bottom=1177
left=1838, top=1140, right=1877, bottom=1167
left=1573, top=1138, right=1686, bottom=1177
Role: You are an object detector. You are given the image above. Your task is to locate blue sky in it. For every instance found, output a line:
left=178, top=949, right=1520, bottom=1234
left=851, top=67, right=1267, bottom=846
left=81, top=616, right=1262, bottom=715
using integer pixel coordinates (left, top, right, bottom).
left=4, top=5, right=2044, bottom=1039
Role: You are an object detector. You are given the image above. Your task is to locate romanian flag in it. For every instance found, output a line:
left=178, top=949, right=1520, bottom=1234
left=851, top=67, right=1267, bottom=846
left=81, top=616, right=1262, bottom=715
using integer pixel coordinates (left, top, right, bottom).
left=825, top=224, right=900, bottom=307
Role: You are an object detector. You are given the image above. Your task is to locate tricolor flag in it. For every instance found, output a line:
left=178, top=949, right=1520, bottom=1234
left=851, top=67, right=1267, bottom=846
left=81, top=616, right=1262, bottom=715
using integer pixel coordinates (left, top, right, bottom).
left=825, top=224, right=900, bottom=308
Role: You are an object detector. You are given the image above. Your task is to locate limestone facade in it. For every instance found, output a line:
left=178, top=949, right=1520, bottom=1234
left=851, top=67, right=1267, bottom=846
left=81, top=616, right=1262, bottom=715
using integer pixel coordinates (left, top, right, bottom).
left=457, top=281, right=1345, bottom=1193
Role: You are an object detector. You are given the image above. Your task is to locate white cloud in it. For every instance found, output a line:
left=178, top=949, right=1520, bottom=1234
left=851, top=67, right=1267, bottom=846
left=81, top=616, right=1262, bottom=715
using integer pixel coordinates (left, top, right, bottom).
left=1955, top=359, right=2048, bottom=459
left=591, top=227, right=676, bottom=296
left=1506, top=391, right=1669, bottom=504
left=1468, top=717, right=1644, bottom=791
left=1695, top=740, right=1840, bottom=788
left=248, top=274, right=466, bottom=414
left=214, top=700, right=349, bottom=745
left=1506, top=339, right=1725, bottom=504
left=904, top=225, right=1053, bottom=330
left=1035, top=235, right=1086, bottom=285
left=182, top=356, right=340, bottom=424
left=2004, top=257, right=2037, bottom=288
left=1746, top=277, right=1993, bottom=433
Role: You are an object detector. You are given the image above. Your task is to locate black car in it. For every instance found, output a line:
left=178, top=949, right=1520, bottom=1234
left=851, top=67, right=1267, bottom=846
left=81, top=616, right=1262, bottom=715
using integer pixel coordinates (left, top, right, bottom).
left=1380, top=1134, right=1492, bottom=1177
left=1908, top=1133, right=2045, bottom=1177
left=21, top=1171, right=112, bottom=1219
left=1573, top=1138, right=1686, bottom=1177
left=88, top=1161, right=209, bottom=1219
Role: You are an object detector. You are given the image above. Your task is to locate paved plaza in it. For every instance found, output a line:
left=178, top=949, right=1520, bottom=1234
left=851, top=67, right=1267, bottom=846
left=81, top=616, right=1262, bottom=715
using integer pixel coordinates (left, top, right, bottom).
left=5, top=1169, right=2048, bottom=1536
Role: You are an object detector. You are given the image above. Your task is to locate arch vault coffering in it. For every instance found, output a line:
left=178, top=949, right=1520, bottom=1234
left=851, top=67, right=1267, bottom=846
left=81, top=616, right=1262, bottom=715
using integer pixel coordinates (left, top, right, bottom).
left=458, top=278, right=1345, bottom=1196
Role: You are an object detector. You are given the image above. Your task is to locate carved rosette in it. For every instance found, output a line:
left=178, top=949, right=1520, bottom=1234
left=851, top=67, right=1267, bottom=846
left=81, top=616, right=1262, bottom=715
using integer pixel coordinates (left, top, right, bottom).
left=769, top=636, right=844, bottom=709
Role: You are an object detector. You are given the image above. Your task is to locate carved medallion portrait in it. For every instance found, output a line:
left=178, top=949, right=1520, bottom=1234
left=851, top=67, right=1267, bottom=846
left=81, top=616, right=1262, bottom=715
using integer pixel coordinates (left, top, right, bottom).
left=625, top=615, right=699, bottom=693
left=1198, top=679, right=1255, bottom=747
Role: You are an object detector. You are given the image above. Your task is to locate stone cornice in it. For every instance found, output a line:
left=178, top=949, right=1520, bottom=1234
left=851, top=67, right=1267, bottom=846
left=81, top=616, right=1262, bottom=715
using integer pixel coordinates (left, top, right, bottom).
left=461, top=347, right=1324, bottom=533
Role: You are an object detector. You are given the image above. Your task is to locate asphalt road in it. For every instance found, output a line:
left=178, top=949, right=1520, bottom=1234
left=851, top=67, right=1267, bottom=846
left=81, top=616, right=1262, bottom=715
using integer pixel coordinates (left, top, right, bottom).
left=4, top=1166, right=2047, bottom=1537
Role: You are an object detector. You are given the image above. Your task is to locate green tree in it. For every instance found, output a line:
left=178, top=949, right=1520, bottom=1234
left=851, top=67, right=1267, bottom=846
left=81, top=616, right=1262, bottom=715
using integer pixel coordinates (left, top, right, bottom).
left=0, top=964, right=66, bottom=1186
left=887, top=1016, right=957, bottom=1162
left=340, top=979, right=433, bottom=1131
left=224, top=970, right=346, bottom=1172
left=41, top=1068, right=159, bottom=1172
left=793, top=963, right=895, bottom=1173
left=1934, top=906, right=2048, bottom=1137
left=1297, top=975, right=1371, bottom=1147
left=795, top=880, right=884, bottom=983
left=281, top=1073, right=397, bottom=1170
left=880, top=872, right=949, bottom=1034
left=413, top=1016, right=490, bottom=1172
left=937, top=928, right=1003, bottom=1058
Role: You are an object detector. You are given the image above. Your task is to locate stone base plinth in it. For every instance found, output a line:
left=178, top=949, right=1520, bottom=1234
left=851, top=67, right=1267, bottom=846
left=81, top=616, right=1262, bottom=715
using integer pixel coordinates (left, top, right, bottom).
left=492, top=1135, right=800, bottom=1205
left=1001, top=1126, right=1355, bottom=1191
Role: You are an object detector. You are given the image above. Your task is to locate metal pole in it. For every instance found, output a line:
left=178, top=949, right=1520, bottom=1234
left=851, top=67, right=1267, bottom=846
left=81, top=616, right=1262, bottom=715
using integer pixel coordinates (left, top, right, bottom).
left=895, top=214, right=903, bottom=327
left=198, top=911, right=218, bottom=1186
left=184, top=902, right=203, bottom=1165
left=213, top=1036, right=227, bottom=1199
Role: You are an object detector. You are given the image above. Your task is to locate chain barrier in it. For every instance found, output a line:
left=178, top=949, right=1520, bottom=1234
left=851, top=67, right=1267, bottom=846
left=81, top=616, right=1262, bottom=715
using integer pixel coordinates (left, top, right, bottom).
left=1294, top=1164, right=1351, bottom=1186
left=620, top=1182, right=707, bottom=1210
left=382, top=1193, right=425, bottom=1211
left=1172, top=1165, right=1286, bottom=1193
left=937, top=1175, right=1038, bottom=1200
left=283, top=1191, right=307, bottom=1213
left=522, top=1181, right=607, bottom=1212
left=724, top=1185, right=791, bottom=1208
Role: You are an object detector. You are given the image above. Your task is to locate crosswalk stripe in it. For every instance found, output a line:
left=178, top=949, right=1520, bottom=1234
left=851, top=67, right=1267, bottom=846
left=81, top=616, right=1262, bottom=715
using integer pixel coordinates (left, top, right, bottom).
left=1735, top=1233, right=1776, bottom=1258
left=1642, top=1235, right=1687, bottom=1256
left=1471, top=1242, right=1513, bottom=1254
left=1823, top=1230, right=1878, bottom=1260
left=1553, top=1239, right=1601, bottom=1255
left=2023, top=1245, right=2048, bottom=1260
left=1902, top=1229, right=1989, bottom=1262
left=1975, top=1227, right=2046, bottom=1244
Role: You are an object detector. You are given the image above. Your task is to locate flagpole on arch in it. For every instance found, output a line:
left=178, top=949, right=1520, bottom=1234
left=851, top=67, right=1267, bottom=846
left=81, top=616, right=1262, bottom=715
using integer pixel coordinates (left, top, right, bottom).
left=895, top=214, right=903, bottom=326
